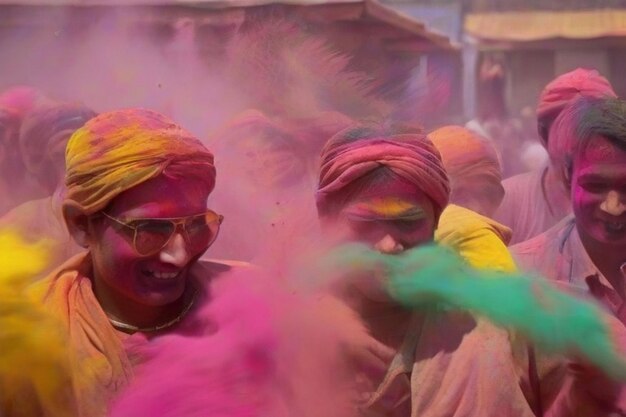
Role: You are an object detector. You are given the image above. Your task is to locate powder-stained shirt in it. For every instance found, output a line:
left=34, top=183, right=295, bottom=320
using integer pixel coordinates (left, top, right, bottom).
left=495, top=167, right=571, bottom=246
left=511, top=216, right=626, bottom=416
left=511, top=216, right=626, bottom=321
left=359, top=311, right=537, bottom=417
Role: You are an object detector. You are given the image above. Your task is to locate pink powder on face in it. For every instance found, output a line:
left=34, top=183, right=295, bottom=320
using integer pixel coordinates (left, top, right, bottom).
left=572, top=136, right=626, bottom=246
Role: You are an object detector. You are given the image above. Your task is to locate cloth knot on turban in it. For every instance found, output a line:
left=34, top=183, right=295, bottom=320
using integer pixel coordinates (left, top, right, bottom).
left=316, top=134, right=450, bottom=219
left=65, top=108, right=216, bottom=215
left=536, top=68, right=616, bottom=147
left=428, top=125, right=501, bottom=186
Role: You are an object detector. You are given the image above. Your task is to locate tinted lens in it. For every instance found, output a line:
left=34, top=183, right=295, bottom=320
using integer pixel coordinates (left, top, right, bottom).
left=185, top=212, right=222, bottom=252
left=134, top=220, right=176, bottom=256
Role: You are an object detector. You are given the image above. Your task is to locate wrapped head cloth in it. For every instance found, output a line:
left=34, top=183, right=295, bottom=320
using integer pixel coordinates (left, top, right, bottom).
left=64, top=108, right=216, bottom=215
left=316, top=126, right=450, bottom=220
left=428, top=125, right=501, bottom=187
left=536, top=68, right=616, bottom=148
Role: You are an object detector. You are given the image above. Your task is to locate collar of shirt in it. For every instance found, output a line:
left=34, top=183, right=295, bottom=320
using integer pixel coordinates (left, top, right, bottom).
left=364, top=313, right=423, bottom=410
left=559, top=217, right=625, bottom=316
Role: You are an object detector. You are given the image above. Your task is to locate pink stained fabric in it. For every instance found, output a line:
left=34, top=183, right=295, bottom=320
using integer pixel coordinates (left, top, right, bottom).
left=536, top=68, right=616, bottom=147
left=27, top=253, right=243, bottom=417
left=316, top=138, right=450, bottom=219
left=511, top=217, right=626, bottom=416
left=494, top=166, right=571, bottom=245
left=109, top=265, right=365, bottom=417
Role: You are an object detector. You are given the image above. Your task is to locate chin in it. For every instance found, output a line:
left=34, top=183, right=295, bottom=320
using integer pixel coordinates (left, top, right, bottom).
left=138, top=287, right=186, bottom=307
left=589, top=227, right=626, bottom=246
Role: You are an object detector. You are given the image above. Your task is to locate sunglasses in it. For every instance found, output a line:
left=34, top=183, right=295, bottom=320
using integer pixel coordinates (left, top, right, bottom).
left=102, top=210, right=224, bottom=256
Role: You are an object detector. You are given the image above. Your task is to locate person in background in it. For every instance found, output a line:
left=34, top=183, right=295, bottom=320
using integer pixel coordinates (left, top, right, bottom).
left=511, top=96, right=626, bottom=417
left=0, top=86, right=51, bottom=215
left=0, top=102, right=96, bottom=279
left=513, top=97, right=626, bottom=323
left=465, top=54, right=526, bottom=178
left=495, top=68, right=617, bottom=245
left=0, top=109, right=22, bottom=216
left=429, top=125, right=516, bottom=272
left=315, top=123, right=537, bottom=417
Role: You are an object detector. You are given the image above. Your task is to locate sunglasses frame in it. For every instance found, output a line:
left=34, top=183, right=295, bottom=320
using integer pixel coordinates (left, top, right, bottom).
left=101, top=210, right=224, bottom=256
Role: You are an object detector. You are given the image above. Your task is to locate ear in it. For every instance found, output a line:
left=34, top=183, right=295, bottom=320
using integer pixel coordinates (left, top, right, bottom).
left=563, top=159, right=573, bottom=193
left=62, top=201, right=93, bottom=248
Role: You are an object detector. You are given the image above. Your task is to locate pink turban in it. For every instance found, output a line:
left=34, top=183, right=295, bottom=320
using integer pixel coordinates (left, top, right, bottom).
left=0, top=86, right=49, bottom=120
left=536, top=68, right=616, bottom=145
left=316, top=133, right=450, bottom=218
left=65, top=109, right=216, bottom=215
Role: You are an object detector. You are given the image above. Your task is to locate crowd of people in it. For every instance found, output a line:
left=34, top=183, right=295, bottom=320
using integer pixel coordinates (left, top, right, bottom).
left=0, top=66, right=625, bottom=417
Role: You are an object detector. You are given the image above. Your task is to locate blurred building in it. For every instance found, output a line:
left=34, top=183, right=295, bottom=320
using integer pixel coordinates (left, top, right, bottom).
left=0, top=0, right=457, bottom=123
left=465, top=0, right=626, bottom=115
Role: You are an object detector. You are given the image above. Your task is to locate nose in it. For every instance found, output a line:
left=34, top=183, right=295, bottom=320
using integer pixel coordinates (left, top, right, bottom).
left=600, top=190, right=626, bottom=217
left=374, top=234, right=405, bottom=255
left=159, top=233, right=190, bottom=267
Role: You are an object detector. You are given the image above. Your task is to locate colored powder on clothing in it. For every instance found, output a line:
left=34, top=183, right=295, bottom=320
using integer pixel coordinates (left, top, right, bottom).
left=0, top=228, right=53, bottom=284
left=0, top=229, right=77, bottom=417
left=320, top=243, right=626, bottom=381
left=109, top=267, right=363, bottom=417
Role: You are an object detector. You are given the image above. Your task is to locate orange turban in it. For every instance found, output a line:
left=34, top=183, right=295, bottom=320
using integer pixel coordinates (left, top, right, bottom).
left=428, top=125, right=501, bottom=186
left=536, top=68, right=616, bottom=145
left=65, top=109, right=216, bottom=215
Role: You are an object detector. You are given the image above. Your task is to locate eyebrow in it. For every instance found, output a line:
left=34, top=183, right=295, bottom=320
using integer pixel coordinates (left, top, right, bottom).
left=576, top=173, right=626, bottom=183
left=390, top=207, right=427, bottom=219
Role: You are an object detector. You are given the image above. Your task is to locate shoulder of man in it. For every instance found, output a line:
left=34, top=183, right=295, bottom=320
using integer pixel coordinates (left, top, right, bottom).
left=510, top=216, right=574, bottom=276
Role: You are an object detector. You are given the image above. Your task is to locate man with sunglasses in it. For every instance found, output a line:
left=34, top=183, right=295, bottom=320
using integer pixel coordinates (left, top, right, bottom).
left=25, top=109, right=226, bottom=417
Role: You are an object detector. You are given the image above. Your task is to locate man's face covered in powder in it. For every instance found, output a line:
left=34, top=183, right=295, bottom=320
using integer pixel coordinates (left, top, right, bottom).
left=88, top=175, right=214, bottom=307
left=572, top=136, right=626, bottom=246
left=335, top=175, right=437, bottom=253
left=326, top=175, right=436, bottom=302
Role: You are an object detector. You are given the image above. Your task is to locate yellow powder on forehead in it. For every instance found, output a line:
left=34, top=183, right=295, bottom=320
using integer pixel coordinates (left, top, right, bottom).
left=347, top=197, right=424, bottom=219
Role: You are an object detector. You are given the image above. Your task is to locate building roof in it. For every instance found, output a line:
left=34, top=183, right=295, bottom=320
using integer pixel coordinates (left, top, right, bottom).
left=466, top=9, right=626, bottom=43
left=0, top=0, right=456, bottom=51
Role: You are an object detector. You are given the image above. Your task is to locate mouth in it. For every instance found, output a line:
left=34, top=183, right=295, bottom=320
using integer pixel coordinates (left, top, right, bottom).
left=142, top=269, right=182, bottom=281
left=603, top=220, right=626, bottom=234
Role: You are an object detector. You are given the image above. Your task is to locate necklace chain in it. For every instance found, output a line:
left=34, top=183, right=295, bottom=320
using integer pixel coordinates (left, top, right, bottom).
left=107, top=289, right=198, bottom=333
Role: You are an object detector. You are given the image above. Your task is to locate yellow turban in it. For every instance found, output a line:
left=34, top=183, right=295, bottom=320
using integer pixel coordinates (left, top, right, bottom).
left=65, top=109, right=216, bottom=215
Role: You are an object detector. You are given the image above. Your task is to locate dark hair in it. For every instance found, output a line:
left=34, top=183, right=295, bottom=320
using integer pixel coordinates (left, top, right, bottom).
left=551, top=97, right=626, bottom=185
left=577, top=98, right=626, bottom=152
